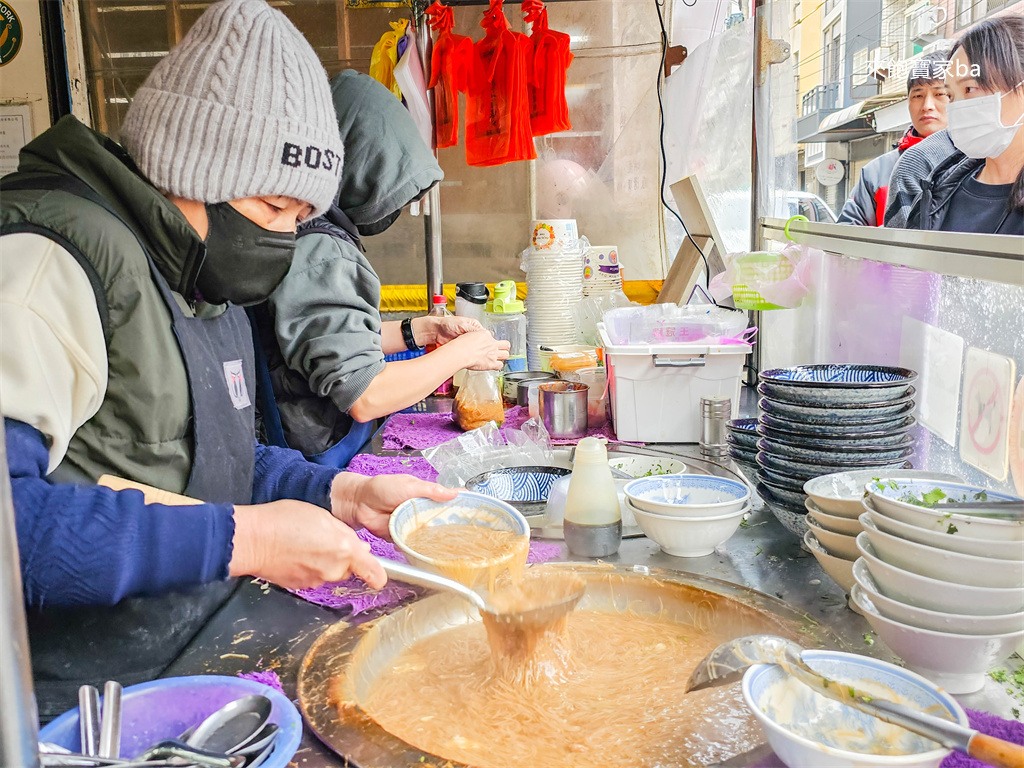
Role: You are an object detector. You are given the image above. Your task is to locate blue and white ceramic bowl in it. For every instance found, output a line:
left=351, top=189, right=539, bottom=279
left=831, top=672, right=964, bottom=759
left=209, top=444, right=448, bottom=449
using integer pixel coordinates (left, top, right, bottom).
left=758, top=365, right=917, bottom=406
left=758, top=452, right=913, bottom=482
left=756, top=475, right=807, bottom=509
left=756, top=488, right=811, bottom=542
left=466, top=466, right=571, bottom=516
left=390, top=492, right=529, bottom=588
left=743, top=650, right=966, bottom=768
left=759, top=411, right=918, bottom=439
left=727, top=418, right=760, bottom=448
left=729, top=445, right=759, bottom=466
left=759, top=395, right=916, bottom=424
left=758, top=437, right=915, bottom=464
left=758, top=422, right=915, bottom=449
left=758, top=465, right=807, bottom=493
left=624, top=474, right=750, bottom=517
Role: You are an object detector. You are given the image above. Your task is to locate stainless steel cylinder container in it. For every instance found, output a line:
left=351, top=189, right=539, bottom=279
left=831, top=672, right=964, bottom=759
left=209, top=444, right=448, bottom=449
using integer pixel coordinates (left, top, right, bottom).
left=539, top=382, right=589, bottom=439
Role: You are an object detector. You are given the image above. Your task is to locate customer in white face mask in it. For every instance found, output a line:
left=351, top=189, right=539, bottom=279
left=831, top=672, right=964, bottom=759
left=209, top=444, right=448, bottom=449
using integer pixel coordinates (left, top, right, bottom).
left=898, top=16, right=1023, bottom=234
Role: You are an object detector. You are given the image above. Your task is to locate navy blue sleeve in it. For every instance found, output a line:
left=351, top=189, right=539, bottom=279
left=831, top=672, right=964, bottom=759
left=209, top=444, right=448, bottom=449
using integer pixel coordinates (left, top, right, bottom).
left=251, top=440, right=340, bottom=510
left=6, top=418, right=235, bottom=608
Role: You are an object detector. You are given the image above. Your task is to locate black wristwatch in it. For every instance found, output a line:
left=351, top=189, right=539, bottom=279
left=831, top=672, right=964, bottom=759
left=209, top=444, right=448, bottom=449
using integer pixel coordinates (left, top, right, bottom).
left=401, top=317, right=423, bottom=351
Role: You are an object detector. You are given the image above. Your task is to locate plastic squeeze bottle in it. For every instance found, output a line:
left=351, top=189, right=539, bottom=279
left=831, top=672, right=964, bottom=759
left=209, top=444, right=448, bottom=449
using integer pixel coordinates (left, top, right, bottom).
left=563, top=437, right=621, bottom=557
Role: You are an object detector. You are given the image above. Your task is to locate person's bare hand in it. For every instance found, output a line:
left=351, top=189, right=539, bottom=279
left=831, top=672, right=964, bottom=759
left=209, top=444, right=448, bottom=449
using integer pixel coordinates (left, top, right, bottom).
left=431, top=315, right=486, bottom=344
left=448, top=330, right=511, bottom=371
left=412, top=315, right=485, bottom=347
left=330, top=473, right=458, bottom=540
left=230, top=500, right=385, bottom=590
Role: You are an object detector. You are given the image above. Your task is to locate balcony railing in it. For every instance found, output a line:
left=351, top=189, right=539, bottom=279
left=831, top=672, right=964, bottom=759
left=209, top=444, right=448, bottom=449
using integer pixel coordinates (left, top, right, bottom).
left=801, top=82, right=842, bottom=116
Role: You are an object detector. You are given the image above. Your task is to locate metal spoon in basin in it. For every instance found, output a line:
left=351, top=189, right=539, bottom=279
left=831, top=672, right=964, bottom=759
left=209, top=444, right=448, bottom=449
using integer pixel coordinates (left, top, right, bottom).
left=380, top=560, right=585, bottom=626
left=687, top=635, right=1024, bottom=768
left=185, top=694, right=271, bottom=755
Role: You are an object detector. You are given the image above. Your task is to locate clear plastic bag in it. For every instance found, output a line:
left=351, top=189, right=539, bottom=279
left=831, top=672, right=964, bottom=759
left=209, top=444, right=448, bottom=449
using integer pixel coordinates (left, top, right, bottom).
left=422, top=419, right=554, bottom=487
left=453, top=370, right=505, bottom=431
left=709, top=244, right=821, bottom=310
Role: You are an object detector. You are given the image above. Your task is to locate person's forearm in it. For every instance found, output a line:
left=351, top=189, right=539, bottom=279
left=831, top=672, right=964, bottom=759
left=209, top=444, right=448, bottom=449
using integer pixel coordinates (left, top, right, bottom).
left=6, top=418, right=234, bottom=607
left=348, top=345, right=465, bottom=422
left=252, top=441, right=340, bottom=509
left=380, top=317, right=436, bottom=355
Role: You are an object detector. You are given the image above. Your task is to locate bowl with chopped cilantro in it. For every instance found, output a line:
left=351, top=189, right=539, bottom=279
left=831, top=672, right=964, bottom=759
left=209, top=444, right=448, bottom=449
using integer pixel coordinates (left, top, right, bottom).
left=866, top=480, right=1024, bottom=542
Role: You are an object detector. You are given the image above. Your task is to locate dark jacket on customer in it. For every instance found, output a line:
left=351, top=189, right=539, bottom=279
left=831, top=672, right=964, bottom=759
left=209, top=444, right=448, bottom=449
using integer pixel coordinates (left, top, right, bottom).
left=884, top=130, right=959, bottom=228
left=899, top=149, right=988, bottom=231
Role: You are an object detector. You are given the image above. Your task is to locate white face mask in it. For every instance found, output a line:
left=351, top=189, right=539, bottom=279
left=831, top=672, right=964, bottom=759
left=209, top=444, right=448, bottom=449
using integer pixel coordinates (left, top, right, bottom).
left=946, top=80, right=1024, bottom=159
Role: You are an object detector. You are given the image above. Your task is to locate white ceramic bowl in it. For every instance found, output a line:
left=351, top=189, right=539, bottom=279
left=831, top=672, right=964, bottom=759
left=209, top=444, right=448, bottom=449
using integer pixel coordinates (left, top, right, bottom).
left=866, top=480, right=1024, bottom=542
left=856, top=535, right=1024, bottom=616
left=804, top=531, right=856, bottom=594
left=803, top=471, right=964, bottom=519
left=805, top=500, right=864, bottom=536
left=851, top=584, right=1024, bottom=694
left=860, top=514, right=1024, bottom=588
left=852, top=559, right=1024, bottom=635
left=863, top=498, right=1023, bottom=560
left=624, top=474, right=750, bottom=518
left=629, top=501, right=748, bottom=557
left=608, top=455, right=687, bottom=479
left=743, top=650, right=965, bottom=768
left=805, top=516, right=860, bottom=560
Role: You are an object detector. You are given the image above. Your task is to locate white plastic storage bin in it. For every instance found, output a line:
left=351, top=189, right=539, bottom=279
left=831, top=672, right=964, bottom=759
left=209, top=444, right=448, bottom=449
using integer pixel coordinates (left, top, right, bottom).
left=598, top=323, right=750, bottom=443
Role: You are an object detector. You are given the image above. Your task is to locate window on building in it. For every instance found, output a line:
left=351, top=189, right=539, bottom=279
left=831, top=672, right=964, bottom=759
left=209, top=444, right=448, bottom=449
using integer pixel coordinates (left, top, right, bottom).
left=823, top=22, right=842, bottom=84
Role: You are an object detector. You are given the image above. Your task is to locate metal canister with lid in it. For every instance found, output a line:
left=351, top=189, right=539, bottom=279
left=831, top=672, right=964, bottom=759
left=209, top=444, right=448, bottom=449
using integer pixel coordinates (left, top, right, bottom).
left=699, top=395, right=732, bottom=457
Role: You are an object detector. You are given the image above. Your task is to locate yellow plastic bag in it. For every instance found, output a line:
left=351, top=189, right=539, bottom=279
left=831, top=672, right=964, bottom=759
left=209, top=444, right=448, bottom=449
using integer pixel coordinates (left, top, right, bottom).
left=369, top=19, right=408, bottom=99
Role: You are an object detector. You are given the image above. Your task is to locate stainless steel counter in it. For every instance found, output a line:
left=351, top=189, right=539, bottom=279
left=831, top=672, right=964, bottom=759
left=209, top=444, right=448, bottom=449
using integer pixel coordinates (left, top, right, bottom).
left=163, top=395, right=1022, bottom=767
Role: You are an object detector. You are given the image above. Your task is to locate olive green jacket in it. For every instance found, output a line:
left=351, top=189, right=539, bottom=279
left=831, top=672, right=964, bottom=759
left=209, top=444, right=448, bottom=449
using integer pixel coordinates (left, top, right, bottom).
left=1, top=116, right=206, bottom=491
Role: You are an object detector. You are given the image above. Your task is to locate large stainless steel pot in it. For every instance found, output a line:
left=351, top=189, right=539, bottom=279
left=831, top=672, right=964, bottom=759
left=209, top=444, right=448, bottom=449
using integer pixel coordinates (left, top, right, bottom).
left=297, top=563, right=841, bottom=768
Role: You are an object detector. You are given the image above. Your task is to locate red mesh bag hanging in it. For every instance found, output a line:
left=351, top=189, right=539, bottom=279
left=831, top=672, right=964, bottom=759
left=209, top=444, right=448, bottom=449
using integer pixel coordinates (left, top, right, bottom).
left=465, top=0, right=536, bottom=166
left=523, top=0, right=573, bottom=136
left=425, top=2, right=473, bottom=149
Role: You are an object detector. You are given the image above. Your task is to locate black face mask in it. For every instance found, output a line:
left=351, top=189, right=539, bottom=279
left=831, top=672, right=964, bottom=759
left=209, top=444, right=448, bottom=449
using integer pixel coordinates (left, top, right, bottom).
left=196, top=202, right=296, bottom=306
left=355, top=208, right=402, bottom=237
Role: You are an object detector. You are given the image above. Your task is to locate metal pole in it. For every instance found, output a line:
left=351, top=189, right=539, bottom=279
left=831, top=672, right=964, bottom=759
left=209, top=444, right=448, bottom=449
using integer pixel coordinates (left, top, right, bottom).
left=748, top=0, right=765, bottom=386
left=416, top=11, right=444, bottom=305
left=0, top=420, right=40, bottom=767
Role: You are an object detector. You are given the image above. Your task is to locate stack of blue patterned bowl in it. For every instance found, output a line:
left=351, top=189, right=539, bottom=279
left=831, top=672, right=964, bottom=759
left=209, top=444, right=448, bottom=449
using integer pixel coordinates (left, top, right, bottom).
left=755, top=364, right=918, bottom=539
left=727, top=418, right=759, bottom=473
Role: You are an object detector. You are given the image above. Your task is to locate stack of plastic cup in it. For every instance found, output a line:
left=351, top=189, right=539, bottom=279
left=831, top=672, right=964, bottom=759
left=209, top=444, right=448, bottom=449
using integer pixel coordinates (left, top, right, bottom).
left=522, top=219, right=586, bottom=370
left=582, top=245, right=623, bottom=298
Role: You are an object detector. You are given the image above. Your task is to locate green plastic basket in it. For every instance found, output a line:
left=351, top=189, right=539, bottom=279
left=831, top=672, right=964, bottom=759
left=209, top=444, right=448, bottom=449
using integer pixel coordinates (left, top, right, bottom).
left=731, top=251, right=794, bottom=311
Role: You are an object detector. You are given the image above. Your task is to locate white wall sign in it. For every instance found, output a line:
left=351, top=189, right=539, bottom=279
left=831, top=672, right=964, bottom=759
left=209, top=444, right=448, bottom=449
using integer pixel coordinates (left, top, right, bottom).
left=899, top=316, right=964, bottom=447
left=0, top=102, right=30, bottom=176
left=815, top=159, right=846, bottom=186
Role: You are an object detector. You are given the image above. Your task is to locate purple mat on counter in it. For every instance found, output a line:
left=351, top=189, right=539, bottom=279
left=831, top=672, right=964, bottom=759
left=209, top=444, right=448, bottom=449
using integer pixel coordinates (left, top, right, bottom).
left=942, top=709, right=1024, bottom=768
left=237, top=669, right=285, bottom=695
left=380, top=405, right=631, bottom=451
left=346, top=453, right=438, bottom=481
left=751, top=708, right=1023, bottom=768
left=288, top=529, right=563, bottom=616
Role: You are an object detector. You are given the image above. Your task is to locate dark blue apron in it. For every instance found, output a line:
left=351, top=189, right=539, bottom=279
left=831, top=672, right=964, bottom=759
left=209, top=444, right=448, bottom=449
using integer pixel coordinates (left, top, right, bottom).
left=11, top=175, right=256, bottom=721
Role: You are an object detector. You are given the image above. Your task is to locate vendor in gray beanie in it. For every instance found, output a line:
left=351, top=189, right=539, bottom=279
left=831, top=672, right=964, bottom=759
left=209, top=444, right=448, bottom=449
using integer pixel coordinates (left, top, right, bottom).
left=121, top=0, right=343, bottom=217
left=1, top=0, right=452, bottom=721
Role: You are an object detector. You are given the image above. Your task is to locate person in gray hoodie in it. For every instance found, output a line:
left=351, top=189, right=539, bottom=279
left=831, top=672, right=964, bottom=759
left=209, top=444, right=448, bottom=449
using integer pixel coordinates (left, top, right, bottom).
left=251, top=70, right=509, bottom=466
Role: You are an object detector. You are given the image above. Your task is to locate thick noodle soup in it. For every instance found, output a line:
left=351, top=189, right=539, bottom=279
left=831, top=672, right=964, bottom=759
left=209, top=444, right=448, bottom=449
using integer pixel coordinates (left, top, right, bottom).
left=362, top=608, right=761, bottom=767
left=404, top=523, right=529, bottom=590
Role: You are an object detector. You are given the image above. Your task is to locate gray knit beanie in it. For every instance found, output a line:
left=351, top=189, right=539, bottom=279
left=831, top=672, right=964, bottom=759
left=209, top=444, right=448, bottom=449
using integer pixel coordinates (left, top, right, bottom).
left=120, top=0, right=342, bottom=217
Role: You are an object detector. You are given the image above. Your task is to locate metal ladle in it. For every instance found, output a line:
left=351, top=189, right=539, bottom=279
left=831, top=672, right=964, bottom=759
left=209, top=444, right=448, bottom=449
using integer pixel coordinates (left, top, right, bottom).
left=687, top=635, right=1024, bottom=768
left=380, top=560, right=585, bottom=626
